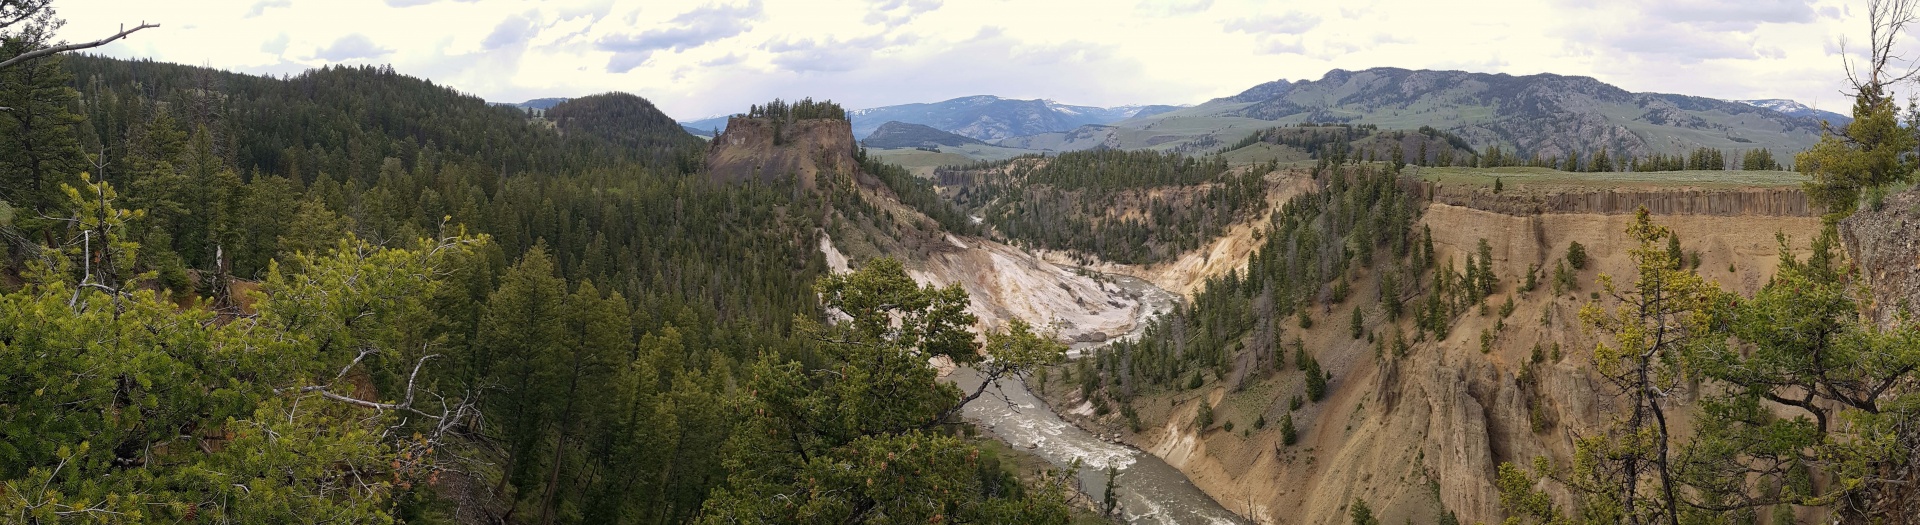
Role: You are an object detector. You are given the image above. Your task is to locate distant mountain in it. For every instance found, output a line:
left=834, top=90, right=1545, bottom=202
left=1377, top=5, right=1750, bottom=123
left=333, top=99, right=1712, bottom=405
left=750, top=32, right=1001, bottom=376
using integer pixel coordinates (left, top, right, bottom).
left=847, top=96, right=1167, bottom=141
left=493, top=97, right=570, bottom=110
left=681, top=96, right=1181, bottom=142
left=1012, top=68, right=1830, bottom=159
left=859, top=121, right=989, bottom=149
left=1738, top=99, right=1851, bottom=126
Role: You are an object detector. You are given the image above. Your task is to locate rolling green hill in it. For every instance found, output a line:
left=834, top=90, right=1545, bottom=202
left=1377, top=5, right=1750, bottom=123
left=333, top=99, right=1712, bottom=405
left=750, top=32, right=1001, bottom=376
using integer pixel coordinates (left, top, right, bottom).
left=1002, top=67, right=1827, bottom=161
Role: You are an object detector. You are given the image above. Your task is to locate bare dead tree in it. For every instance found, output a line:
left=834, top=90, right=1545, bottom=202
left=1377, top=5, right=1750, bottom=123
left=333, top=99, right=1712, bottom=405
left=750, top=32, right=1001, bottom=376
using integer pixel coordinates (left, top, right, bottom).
left=1841, top=0, right=1920, bottom=102
left=0, top=0, right=157, bottom=72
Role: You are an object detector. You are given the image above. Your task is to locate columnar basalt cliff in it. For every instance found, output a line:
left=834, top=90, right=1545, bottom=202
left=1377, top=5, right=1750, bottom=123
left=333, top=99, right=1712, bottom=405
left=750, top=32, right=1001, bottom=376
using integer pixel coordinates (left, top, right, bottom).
left=1424, top=182, right=1820, bottom=217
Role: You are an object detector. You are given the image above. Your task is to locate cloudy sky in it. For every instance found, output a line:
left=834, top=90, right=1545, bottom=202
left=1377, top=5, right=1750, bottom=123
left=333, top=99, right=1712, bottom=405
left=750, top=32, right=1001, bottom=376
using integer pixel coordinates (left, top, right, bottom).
left=56, top=0, right=1885, bottom=121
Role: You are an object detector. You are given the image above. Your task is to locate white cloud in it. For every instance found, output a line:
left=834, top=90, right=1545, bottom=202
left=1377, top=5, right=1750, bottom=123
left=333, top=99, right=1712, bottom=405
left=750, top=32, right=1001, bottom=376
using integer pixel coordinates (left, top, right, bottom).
left=1224, top=12, right=1320, bottom=35
left=313, top=33, right=392, bottom=61
left=245, top=0, right=290, bottom=18
left=53, top=0, right=1875, bottom=121
left=595, top=1, right=763, bottom=73
left=1136, top=0, right=1213, bottom=16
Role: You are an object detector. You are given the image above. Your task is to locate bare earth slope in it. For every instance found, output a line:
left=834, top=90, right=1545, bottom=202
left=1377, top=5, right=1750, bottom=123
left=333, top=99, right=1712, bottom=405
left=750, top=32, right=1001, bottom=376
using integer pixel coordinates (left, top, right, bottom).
left=1043, top=178, right=1823, bottom=524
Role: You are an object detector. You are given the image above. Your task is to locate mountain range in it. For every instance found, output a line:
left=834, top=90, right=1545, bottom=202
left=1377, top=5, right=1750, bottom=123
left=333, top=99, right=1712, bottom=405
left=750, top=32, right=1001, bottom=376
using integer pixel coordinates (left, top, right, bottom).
left=998, top=68, right=1836, bottom=159
left=678, top=95, right=1183, bottom=141
left=592, top=69, right=1842, bottom=161
left=1737, top=99, right=1850, bottom=125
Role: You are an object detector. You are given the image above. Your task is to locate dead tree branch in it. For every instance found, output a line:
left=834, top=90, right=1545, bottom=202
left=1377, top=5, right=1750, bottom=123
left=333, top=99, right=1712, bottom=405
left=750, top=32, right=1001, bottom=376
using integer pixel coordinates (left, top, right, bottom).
left=0, top=21, right=157, bottom=70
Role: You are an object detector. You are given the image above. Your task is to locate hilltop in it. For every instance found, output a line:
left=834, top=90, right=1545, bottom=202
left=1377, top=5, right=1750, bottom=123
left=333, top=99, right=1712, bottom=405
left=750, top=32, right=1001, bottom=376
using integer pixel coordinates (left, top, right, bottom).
left=1739, top=98, right=1851, bottom=125
left=1007, top=67, right=1829, bottom=160
left=859, top=121, right=990, bottom=149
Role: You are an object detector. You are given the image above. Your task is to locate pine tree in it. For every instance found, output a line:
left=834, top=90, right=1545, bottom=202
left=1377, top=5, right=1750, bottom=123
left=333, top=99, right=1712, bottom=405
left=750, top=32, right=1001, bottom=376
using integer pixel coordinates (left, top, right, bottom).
left=1304, top=355, right=1328, bottom=402
left=1574, top=208, right=1729, bottom=525
left=0, top=42, right=85, bottom=210
left=478, top=247, right=570, bottom=502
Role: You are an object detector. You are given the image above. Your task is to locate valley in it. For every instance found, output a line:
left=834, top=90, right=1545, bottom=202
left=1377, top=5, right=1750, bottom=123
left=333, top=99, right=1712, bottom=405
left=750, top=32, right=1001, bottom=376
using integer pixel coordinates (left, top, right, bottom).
left=9, top=1, right=1920, bottom=523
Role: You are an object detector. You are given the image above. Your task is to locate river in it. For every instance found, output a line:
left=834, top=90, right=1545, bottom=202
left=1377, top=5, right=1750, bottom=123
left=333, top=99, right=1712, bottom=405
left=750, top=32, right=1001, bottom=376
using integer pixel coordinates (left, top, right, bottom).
left=952, top=274, right=1252, bottom=525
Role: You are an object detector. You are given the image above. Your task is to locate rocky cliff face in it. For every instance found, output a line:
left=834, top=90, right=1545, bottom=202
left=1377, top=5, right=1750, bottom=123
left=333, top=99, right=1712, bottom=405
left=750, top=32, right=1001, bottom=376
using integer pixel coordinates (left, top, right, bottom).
left=705, top=116, right=859, bottom=188
left=1842, top=185, right=1920, bottom=329
left=1042, top=194, right=1825, bottom=524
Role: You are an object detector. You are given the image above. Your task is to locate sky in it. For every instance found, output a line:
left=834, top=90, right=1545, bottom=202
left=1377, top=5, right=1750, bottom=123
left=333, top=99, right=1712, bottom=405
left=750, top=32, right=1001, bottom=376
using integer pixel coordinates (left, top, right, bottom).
left=54, top=0, right=1891, bottom=121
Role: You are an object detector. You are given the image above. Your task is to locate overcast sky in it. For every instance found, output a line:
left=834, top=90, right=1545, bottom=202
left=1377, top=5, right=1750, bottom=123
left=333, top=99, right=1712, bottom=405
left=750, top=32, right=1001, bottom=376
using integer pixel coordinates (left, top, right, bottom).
left=56, top=0, right=1888, bottom=121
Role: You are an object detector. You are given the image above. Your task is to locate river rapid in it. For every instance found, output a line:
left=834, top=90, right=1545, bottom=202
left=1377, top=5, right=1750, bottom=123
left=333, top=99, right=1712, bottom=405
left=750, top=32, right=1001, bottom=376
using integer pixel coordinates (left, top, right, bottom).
left=952, top=274, right=1251, bottom=525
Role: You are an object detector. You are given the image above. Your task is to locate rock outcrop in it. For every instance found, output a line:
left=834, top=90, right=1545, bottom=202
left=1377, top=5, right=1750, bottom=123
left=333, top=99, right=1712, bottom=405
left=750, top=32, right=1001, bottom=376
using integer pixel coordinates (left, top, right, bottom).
left=1842, top=185, right=1920, bottom=329
left=705, top=117, right=858, bottom=188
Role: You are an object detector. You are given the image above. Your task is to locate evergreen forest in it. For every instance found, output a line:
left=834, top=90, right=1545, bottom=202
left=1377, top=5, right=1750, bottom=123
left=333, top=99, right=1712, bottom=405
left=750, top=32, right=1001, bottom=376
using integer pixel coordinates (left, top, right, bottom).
left=0, top=16, right=1073, bottom=522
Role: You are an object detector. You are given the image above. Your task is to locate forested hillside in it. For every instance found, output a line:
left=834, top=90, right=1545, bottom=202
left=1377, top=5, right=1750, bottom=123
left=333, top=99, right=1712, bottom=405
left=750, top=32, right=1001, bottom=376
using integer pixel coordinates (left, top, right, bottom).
left=1076, top=158, right=1424, bottom=403
left=936, top=149, right=1271, bottom=265
left=0, top=48, right=1071, bottom=523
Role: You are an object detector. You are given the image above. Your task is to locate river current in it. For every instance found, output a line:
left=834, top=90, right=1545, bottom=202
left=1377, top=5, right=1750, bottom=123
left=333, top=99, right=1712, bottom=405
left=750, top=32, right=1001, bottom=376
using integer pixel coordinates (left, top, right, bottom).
left=952, top=274, right=1252, bottom=525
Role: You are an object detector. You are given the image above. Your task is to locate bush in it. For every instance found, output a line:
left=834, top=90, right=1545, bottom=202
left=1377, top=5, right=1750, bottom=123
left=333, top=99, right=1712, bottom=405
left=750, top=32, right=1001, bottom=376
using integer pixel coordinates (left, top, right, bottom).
left=1566, top=241, right=1588, bottom=269
left=1196, top=402, right=1215, bottom=430
left=1255, top=414, right=1268, bottom=430
left=1223, top=420, right=1235, bottom=432
left=1289, top=395, right=1304, bottom=411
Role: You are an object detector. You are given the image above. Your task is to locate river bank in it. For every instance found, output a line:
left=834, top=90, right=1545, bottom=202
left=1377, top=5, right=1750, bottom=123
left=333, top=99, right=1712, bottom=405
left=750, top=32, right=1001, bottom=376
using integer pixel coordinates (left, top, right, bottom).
left=944, top=268, right=1251, bottom=525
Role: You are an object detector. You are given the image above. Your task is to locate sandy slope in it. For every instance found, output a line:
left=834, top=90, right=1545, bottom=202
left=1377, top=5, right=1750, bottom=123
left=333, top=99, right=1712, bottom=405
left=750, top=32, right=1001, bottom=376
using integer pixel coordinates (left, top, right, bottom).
left=1043, top=194, right=1822, bottom=524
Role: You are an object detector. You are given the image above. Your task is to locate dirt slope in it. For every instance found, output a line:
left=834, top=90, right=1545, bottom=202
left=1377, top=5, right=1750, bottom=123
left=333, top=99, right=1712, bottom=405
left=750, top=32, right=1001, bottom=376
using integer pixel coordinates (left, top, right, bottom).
left=1045, top=188, right=1823, bottom=524
left=1036, top=170, right=1318, bottom=298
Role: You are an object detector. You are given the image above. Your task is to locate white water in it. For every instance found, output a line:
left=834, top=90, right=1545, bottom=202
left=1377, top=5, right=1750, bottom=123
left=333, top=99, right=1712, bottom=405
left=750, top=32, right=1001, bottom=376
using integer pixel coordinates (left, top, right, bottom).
left=952, top=274, right=1251, bottom=525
